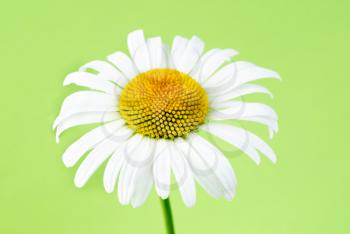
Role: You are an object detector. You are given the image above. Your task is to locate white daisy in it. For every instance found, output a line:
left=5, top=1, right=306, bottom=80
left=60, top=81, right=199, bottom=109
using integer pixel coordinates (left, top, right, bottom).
left=53, top=29, right=280, bottom=208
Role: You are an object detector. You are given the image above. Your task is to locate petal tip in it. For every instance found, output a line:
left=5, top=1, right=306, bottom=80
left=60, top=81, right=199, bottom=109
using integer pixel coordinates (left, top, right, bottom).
left=103, top=183, right=114, bottom=194
left=74, top=179, right=85, bottom=188
left=158, top=193, right=170, bottom=200
left=62, top=157, right=74, bottom=168
left=274, top=72, right=282, bottom=80
left=184, top=200, right=196, bottom=208
left=63, top=74, right=73, bottom=86
left=129, top=29, right=144, bottom=35
left=55, top=134, right=60, bottom=144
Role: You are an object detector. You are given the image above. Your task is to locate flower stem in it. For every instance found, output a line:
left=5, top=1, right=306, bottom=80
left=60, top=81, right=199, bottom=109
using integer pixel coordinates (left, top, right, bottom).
left=160, top=198, right=175, bottom=234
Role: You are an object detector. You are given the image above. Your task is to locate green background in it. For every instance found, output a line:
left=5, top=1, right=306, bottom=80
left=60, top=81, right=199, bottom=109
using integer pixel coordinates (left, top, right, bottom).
left=1, top=0, right=349, bottom=233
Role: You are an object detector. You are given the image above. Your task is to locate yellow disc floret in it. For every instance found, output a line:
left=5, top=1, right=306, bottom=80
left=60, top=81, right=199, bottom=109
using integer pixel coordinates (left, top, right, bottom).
left=119, top=68, right=208, bottom=139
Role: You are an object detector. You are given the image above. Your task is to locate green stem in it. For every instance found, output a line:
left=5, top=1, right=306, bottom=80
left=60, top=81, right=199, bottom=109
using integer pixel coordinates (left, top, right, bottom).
left=160, top=198, right=175, bottom=234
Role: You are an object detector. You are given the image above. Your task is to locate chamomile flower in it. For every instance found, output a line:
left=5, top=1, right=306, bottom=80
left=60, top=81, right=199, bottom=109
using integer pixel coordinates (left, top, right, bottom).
left=53, top=30, right=280, bottom=208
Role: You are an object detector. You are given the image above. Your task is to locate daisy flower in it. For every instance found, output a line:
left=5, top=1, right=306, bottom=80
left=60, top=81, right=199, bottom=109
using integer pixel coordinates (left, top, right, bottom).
left=53, top=30, right=279, bottom=211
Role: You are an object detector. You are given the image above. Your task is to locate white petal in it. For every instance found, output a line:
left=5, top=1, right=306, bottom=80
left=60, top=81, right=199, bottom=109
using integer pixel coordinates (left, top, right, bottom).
left=55, top=112, right=119, bottom=142
left=79, top=60, right=125, bottom=85
left=188, top=134, right=236, bottom=200
left=153, top=140, right=171, bottom=199
left=53, top=91, right=117, bottom=129
left=174, top=36, right=204, bottom=73
left=171, top=36, right=188, bottom=56
left=209, top=84, right=272, bottom=103
left=203, top=62, right=275, bottom=95
left=103, top=142, right=127, bottom=193
left=200, top=123, right=277, bottom=163
left=107, top=51, right=138, bottom=81
left=62, top=120, right=130, bottom=167
left=131, top=165, right=153, bottom=208
left=170, top=36, right=188, bottom=68
left=242, top=116, right=278, bottom=137
left=63, top=71, right=120, bottom=94
left=127, top=30, right=146, bottom=59
left=176, top=138, right=222, bottom=199
left=196, top=49, right=239, bottom=83
left=130, top=138, right=156, bottom=207
left=118, top=136, right=155, bottom=205
left=147, top=37, right=163, bottom=68
left=170, top=143, right=196, bottom=207
left=200, top=124, right=260, bottom=164
left=190, top=49, right=220, bottom=80
left=127, top=30, right=151, bottom=72
left=232, top=61, right=280, bottom=87
left=203, top=63, right=237, bottom=91
left=209, top=101, right=278, bottom=120
left=118, top=163, right=137, bottom=205
left=208, top=101, right=279, bottom=136
left=161, top=44, right=170, bottom=68
left=124, top=135, right=156, bottom=166
left=134, top=44, right=152, bottom=72
left=74, top=138, right=121, bottom=188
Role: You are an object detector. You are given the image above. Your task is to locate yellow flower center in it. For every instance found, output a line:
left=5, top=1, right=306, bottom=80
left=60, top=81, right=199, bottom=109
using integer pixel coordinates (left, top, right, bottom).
left=119, top=68, right=208, bottom=139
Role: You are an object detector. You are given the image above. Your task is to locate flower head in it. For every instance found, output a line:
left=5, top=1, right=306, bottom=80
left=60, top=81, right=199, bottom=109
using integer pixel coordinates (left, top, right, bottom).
left=120, top=68, right=208, bottom=139
left=53, top=30, right=280, bottom=207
